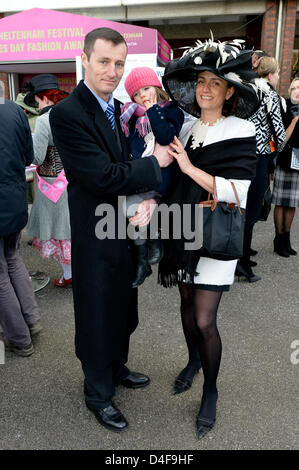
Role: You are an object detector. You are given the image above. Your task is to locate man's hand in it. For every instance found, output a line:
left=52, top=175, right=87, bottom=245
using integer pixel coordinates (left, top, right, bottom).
left=129, top=198, right=157, bottom=227
left=153, top=142, right=174, bottom=168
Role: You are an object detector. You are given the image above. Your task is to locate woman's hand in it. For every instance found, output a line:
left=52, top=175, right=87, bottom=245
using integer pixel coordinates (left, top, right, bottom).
left=129, top=198, right=157, bottom=227
left=169, top=137, right=214, bottom=192
left=168, top=136, right=193, bottom=174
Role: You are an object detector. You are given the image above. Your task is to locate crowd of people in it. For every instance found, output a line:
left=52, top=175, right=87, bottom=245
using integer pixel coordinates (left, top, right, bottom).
left=0, top=27, right=298, bottom=440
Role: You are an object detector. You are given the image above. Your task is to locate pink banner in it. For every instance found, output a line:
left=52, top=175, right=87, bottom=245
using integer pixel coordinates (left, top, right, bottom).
left=158, top=32, right=171, bottom=64
left=0, top=8, right=158, bottom=62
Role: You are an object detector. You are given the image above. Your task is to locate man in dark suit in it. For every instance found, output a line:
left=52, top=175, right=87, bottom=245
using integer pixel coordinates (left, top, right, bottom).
left=50, top=27, right=172, bottom=432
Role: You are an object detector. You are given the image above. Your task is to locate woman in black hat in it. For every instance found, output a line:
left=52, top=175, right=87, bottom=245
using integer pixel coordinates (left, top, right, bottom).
left=158, top=38, right=258, bottom=439
left=24, top=74, right=71, bottom=287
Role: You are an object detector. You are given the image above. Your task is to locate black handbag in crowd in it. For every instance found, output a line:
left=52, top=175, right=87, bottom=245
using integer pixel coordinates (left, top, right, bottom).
left=259, top=184, right=272, bottom=221
left=199, top=176, right=245, bottom=261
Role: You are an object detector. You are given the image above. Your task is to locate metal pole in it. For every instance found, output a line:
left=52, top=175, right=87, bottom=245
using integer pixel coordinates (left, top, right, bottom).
left=275, top=0, right=284, bottom=61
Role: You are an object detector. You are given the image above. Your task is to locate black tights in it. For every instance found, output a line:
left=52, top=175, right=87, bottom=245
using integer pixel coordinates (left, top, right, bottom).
left=178, top=283, right=223, bottom=418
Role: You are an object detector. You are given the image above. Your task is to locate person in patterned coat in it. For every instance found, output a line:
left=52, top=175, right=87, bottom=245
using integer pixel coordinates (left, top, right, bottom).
left=236, top=56, right=286, bottom=281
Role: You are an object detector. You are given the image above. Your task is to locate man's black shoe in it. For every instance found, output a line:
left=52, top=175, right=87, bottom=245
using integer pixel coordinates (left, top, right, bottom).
left=120, top=371, right=150, bottom=389
left=86, top=403, right=128, bottom=432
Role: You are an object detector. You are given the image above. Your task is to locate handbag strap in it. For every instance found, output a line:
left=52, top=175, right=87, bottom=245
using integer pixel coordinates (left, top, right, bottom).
left=206, top=176, right=217, bottom=211
left=201, top=177, right=242, bottom=214
left=230, top=181, right=242, bottom=215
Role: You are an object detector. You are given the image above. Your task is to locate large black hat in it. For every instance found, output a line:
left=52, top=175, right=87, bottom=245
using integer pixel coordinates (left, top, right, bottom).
left=24, top=74, right=68, bottom=107
left=162, top=37, right=260, bottom=119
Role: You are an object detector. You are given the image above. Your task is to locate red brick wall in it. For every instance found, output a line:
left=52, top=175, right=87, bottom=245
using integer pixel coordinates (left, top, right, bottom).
left=280, top=0, right=297, bottom=96
left=261, top=0, right=278, bottom=56
left=260, top=0, right=297, bottom=96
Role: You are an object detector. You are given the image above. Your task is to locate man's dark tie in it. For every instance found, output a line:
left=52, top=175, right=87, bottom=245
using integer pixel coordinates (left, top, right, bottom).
left=105, top=103, right=116, bottom=131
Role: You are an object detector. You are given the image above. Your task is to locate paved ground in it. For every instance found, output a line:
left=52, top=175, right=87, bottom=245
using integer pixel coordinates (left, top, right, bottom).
left=0, top=212, right=298, bottom=451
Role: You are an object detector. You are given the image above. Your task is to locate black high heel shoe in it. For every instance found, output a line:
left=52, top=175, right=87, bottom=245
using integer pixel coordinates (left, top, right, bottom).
left=173, top=361, right=202, bottom=395
left=196, top=389, right=218, bottom=439
left=235, top=262, right=261, bottom=283
left=196, top=415, right=216, bottom=439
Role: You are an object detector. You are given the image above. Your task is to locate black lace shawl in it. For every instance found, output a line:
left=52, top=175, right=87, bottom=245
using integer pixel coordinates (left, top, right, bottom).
left=158, top=135, right=257, bottom=287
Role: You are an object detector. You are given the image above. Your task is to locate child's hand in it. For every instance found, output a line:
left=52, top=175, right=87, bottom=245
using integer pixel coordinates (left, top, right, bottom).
left=129, top=198, right=157, bottom=227
left=143, top=89, right=157, bottom=110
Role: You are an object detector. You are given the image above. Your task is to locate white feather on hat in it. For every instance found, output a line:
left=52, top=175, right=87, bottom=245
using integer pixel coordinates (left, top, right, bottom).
left=181, top=34, right=245, bottom=64
left=223, top=72, right=243, bottom=84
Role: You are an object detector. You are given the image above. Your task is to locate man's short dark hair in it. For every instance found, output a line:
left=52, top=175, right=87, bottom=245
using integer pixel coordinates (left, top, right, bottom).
left=83, top=27, right=127, bottom=60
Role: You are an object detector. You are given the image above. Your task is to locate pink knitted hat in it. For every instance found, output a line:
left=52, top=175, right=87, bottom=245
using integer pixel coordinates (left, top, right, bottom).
left=124, top=67, right=162, bottom=100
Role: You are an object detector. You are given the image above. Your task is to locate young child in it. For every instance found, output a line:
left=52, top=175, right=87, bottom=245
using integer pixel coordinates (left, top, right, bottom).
left=120, top=66, right=184, bottom=288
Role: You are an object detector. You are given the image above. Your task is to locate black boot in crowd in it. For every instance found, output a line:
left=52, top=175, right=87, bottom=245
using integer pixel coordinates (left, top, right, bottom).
left=284, top=232, right=297, bottom=256
left=132, top=243, right=152, bottom=288
left=147, top=238, right=164, bottom=265
left=273, top=232, right=290, bottom=258
left=132, top=236, right=164, bottom=288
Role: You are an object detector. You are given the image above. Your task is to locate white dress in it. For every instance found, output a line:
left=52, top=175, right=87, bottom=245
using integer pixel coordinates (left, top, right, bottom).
left=191, top=116, right=256, bottom=289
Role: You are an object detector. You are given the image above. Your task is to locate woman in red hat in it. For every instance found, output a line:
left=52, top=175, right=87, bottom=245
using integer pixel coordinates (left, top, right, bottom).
left=25, top=74, right=71, bottom=287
